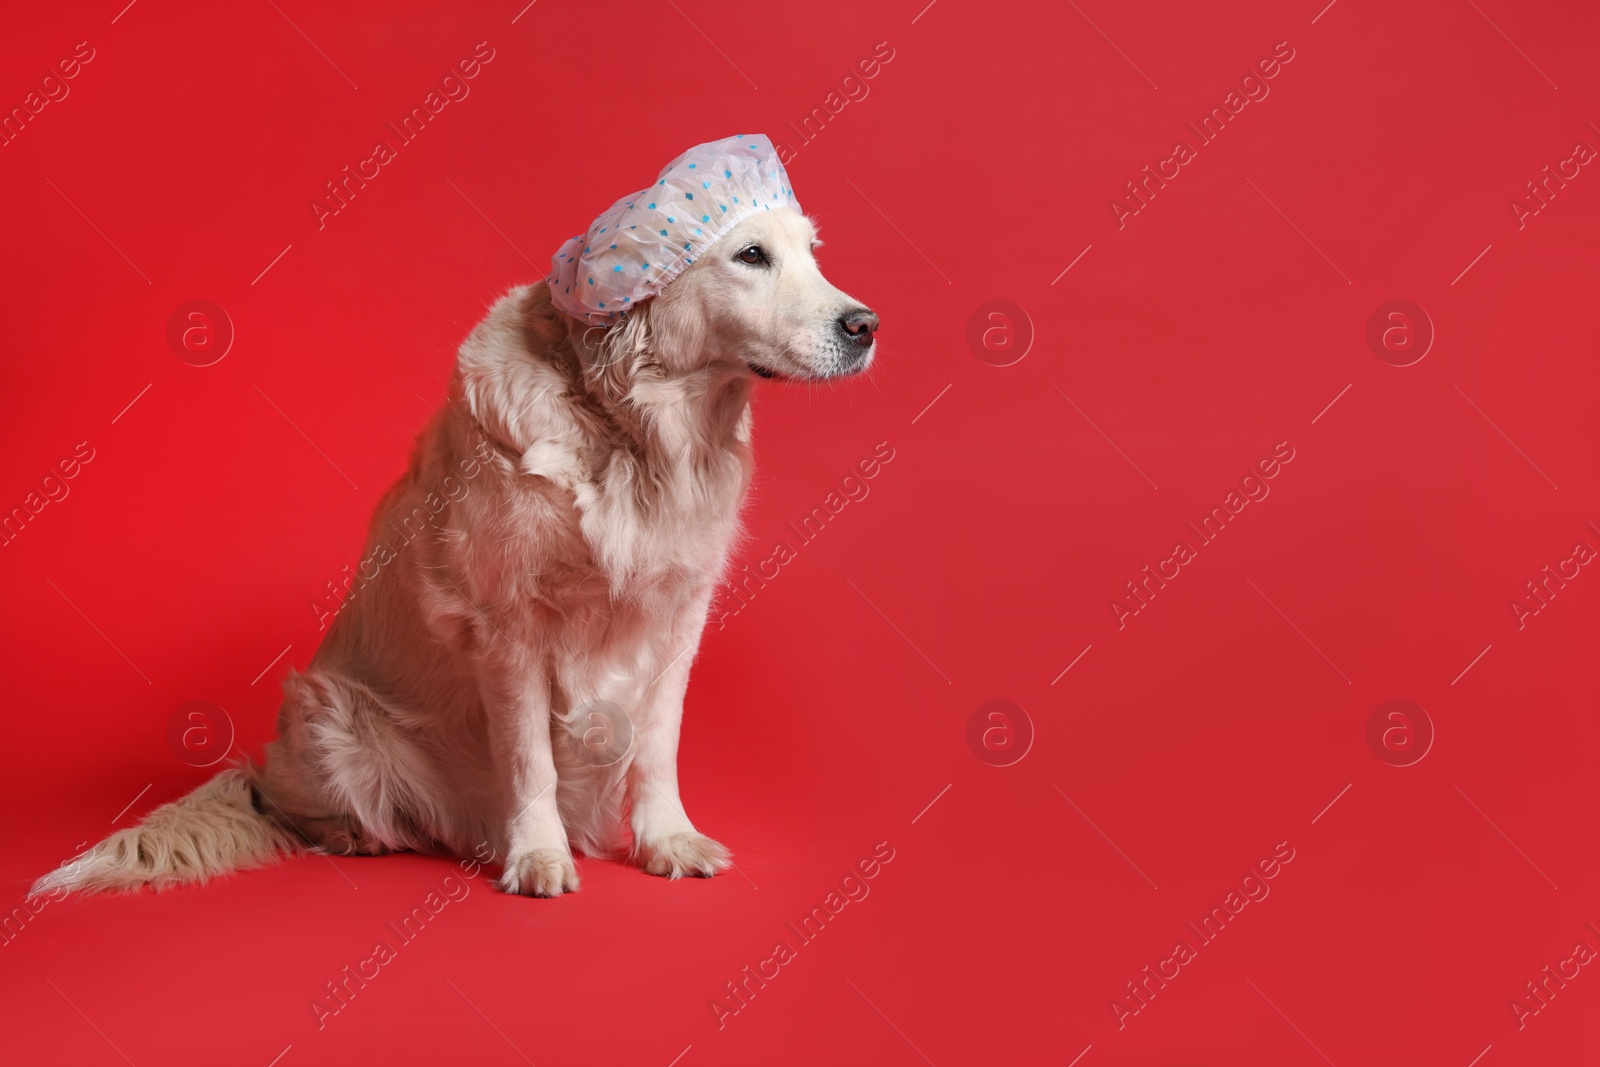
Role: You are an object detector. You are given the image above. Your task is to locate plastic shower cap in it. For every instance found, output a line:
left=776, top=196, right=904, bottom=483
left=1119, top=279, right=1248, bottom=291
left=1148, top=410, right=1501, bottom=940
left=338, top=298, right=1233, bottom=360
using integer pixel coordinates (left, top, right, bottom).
left=546, top=133, right=802, bottom=326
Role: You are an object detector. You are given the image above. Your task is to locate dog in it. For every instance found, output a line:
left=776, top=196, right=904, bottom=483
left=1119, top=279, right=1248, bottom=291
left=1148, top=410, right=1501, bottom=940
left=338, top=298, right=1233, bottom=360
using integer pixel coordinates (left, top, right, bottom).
left=33, top=192, right=877, bottom=899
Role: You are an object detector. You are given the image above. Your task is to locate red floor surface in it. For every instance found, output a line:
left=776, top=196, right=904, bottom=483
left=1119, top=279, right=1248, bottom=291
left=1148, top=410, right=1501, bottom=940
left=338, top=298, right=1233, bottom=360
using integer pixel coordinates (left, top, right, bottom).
left=3, top=2, right=1598, bottom=1065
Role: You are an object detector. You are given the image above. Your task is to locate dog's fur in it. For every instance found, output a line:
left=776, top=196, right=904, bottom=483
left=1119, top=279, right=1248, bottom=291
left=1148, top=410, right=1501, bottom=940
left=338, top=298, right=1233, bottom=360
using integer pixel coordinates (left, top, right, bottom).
left=34, top=206, right=874, bottom=898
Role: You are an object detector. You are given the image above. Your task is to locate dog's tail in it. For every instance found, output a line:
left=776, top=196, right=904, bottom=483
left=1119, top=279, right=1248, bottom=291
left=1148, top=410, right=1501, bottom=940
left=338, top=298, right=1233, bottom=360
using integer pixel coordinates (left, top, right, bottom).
left=30, top=766, right=300, bottom=897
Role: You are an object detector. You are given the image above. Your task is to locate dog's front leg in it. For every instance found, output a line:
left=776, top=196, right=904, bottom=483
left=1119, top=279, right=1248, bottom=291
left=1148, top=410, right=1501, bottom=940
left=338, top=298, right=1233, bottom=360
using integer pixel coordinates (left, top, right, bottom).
left=629, top=614, right=731, bottom=879
left=481, top=646, right=579, bottom=897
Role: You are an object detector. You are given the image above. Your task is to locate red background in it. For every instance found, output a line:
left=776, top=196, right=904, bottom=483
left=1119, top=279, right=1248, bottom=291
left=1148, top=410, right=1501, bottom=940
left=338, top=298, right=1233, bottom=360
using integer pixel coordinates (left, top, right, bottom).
left=3, top=1, right=1598, bottom=1064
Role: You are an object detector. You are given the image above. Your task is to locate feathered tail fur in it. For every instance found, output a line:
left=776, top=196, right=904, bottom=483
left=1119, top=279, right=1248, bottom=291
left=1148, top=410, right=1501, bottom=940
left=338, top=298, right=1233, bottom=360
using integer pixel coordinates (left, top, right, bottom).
left=30, top=766, right=299, bottom=897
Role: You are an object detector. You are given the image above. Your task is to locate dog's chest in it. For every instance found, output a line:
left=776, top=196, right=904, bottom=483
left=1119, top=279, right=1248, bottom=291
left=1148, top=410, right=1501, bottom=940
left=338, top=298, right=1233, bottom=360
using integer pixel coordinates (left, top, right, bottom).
left=498, top=437, right=749, bottom=611
left=578, top=442, right=750, bottom=591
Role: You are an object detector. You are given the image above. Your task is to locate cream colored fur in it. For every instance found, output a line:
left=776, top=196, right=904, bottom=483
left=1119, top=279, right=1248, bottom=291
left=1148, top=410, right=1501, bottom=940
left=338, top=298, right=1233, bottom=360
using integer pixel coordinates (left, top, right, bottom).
left=33, top=207, right=874, bottom=899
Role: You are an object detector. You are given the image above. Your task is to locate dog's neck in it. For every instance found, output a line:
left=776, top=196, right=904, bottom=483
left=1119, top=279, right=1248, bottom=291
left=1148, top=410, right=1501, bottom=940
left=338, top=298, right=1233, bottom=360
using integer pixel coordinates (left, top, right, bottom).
left=452, top=284, right=756, bottom=591
left=553, top=295, right=757, bottom=588
left=623, top=365, right=753, bottom=458
left=456, top=283, right=757, bottom=512
left=559, top=312, right=754, bottom=471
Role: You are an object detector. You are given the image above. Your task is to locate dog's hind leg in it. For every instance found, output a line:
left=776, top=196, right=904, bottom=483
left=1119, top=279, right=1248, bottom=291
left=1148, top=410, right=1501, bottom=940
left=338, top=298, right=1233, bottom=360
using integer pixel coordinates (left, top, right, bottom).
left=258, top=806, right=393, bottom=857
left=253, top=668, right=438, bottom=857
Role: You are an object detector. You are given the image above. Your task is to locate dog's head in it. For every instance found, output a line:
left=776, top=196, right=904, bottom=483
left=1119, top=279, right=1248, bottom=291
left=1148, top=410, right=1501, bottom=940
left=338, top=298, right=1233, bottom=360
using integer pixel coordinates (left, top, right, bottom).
left=613, top=206, right=877, bottom=383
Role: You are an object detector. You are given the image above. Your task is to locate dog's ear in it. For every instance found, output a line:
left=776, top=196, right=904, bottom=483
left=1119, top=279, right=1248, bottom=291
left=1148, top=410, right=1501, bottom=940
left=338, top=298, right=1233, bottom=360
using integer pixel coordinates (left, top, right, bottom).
left=585, top=301, right=653, bottom=401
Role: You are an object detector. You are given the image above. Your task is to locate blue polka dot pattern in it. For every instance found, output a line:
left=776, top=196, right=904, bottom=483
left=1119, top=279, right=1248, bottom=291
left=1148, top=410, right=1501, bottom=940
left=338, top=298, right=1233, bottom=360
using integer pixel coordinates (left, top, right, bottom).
left=546, top=134, right=802, bottom=326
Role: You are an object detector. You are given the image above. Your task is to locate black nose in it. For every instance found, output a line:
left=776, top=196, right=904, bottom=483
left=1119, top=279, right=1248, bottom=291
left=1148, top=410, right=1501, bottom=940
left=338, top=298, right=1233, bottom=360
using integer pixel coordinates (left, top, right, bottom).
left=838, top=308, right=879, bottom=348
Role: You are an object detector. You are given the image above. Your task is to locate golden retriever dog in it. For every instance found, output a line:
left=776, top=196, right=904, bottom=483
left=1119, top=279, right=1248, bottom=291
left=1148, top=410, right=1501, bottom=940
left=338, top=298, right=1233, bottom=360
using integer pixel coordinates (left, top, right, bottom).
left=34, top=198, right=878, bottom=899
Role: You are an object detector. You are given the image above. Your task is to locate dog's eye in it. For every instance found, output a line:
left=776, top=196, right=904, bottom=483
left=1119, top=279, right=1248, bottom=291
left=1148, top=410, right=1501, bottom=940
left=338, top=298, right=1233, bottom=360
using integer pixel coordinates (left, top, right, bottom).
left=735, top=245, right=768, bottom=267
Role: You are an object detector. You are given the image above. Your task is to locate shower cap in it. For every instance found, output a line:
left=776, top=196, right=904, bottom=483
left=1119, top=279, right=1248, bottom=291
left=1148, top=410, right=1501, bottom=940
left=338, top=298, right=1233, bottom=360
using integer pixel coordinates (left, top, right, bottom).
left=546, top=133, right=802, bottom=326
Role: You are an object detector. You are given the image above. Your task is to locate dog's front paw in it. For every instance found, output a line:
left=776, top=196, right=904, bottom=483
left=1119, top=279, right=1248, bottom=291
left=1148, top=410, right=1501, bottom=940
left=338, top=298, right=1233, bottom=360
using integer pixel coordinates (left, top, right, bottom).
left=640, top=832, right=731, bottom=879
left=499, top=848, right=580, bottom=897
